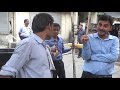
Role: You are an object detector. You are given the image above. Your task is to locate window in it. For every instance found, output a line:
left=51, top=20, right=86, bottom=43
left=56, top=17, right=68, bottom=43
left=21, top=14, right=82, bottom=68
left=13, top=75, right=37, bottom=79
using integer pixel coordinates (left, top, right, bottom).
left=0, top=12, right=9, bottom=34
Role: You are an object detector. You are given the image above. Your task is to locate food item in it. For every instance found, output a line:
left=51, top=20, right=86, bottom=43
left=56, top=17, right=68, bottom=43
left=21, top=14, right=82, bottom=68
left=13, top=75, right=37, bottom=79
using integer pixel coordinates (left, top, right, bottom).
left=53, top=50, right=59, bottom=57
left=68, top=43, right=83, bottom=48
left=51, top=45, right=56, bottom=52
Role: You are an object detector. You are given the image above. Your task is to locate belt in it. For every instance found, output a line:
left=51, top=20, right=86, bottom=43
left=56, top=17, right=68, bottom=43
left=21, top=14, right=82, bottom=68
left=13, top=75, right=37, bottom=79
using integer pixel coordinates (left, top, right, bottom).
left=97, top=75, right=112, bottom=78
left=83, top=71, right=112, bottom=78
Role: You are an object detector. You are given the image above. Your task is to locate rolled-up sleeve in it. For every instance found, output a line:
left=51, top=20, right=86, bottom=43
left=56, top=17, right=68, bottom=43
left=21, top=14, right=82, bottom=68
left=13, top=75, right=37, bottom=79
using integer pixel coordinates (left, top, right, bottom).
left=0, top=40, right=32, bottom=77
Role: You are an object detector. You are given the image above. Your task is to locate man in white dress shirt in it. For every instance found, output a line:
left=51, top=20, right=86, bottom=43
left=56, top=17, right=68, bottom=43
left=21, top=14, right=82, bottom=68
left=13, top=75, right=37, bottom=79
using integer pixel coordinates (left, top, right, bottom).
left=0, top=13, right=55, bottom=78
left=19, top=19, right=33, bottom=40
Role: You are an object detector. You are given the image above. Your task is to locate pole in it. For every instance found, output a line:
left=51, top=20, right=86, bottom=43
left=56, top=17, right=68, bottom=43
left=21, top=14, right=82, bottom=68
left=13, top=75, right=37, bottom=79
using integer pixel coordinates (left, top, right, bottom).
left=86, top=12, right=91, bottom=34
left=71, top=12, right=76, bottom=78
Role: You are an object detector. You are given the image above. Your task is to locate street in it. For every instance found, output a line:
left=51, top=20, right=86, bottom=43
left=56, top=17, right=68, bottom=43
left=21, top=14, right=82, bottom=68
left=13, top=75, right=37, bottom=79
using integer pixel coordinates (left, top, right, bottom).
left=62, top=50, right=120, bottom=78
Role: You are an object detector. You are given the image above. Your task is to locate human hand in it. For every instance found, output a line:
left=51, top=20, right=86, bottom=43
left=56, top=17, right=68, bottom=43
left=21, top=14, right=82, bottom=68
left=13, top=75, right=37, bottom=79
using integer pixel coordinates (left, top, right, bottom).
left=53, top=50, right=59, bottom=57
left=51, top=45, right=56, bottom=52
left=81, top=35, right=89, bottom=43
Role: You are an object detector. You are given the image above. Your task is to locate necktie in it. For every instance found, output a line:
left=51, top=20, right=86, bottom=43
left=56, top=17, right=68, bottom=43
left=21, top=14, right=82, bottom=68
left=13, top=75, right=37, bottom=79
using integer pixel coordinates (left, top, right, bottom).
left=42, top=42, right=55, bottom=70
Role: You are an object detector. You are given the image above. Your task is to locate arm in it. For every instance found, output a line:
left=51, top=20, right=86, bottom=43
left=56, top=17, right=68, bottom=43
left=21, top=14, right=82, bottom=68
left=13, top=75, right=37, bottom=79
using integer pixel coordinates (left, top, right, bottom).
left=81, top=35, right=92, bottom=60
left=19, top=28, right=22, bottom=39
left=20, top=33, right=29, bottom=37
left=0, top=75, right=13, bottom=78
left=62, top=42, right=71, bottom=53
left=91, top=38, right=119, bottom=63
left=62, top=48, right=71, bottom=53
left=75, top=29, right=80, bottom=35
left=0, top=41, right=32, bottom=77
left=82, top=41, right=92, bottom=60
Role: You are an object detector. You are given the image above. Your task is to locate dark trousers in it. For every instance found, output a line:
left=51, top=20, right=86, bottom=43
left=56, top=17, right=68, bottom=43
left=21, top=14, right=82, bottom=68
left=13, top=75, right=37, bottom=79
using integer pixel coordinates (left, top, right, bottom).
left=81, top=71, right=112, bottom=78
left=78, top=48, right=82, bottom=57
left=53, top=60, right=65, bottom=78
left=19, top=36, right=27, bottom=40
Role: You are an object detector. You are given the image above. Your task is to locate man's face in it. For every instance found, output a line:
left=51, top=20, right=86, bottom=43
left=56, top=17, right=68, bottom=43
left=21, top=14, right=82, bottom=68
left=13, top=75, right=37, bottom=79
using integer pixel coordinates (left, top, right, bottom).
left=97, top=20, right=112, bottom=36
left=25, top=20, right=29, bottom=26
left=46, top=24, right=54, bottom=40
left=53, top=26, right=60, bottom=37
left=78, top=25, right=83, bottom=30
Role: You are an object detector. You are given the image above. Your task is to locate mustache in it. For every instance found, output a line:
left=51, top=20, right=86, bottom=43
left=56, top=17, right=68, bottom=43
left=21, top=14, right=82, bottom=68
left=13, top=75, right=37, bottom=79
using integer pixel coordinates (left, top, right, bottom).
left=98, top=29, right=107, bottom=33
left=98, top=29, right=109, bottom=34
left=99, top=29, right=105, bottom=31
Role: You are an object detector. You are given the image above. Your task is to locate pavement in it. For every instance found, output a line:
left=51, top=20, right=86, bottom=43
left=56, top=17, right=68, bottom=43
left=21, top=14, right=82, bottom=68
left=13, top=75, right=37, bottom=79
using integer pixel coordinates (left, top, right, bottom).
left=62, top=50, right=120, bottom=78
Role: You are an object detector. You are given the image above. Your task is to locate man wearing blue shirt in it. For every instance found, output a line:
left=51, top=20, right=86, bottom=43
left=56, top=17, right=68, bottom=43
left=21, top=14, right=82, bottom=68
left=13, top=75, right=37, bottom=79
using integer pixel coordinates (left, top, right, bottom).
left=46, top=23, right=71, bottom=78
left=81, top=14, right=119, bottom=78
left=19, top=19, right=33, bottom=40
left=0, top=13, right=55, bottom=78
left=75, top=24, right=86, bottom=58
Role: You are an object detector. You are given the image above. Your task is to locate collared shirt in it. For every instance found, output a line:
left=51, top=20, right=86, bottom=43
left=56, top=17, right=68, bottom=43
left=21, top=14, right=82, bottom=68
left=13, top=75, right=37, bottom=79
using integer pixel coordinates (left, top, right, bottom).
left=82, top=33, right=119, bottom=75
left=45, top=36, right=71, bottom=61
left=77, top=29, right=86, bottom=43
left=0, top=33, right=53, bottom=78
left=19, top=26, right=33, bottom=38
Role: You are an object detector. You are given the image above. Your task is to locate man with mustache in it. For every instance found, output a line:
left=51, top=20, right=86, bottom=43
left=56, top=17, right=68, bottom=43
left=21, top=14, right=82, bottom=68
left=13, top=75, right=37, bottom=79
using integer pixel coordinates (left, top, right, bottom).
left=46, top=23, right=71, bottom=78
left=81, top=14, right=119, bottom=78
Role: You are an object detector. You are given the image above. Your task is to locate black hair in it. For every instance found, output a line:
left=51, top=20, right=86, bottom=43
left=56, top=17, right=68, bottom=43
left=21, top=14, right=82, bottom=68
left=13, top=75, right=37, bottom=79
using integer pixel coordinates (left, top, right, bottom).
left=24, top=19, right=29, bottom=23
left=53, top=23, right=61, bottom=29
left=98, top=14, right=113, bottom=26
left=80, top=24, right=83, bottom=27
left=32, top=13, right=54, bottom=33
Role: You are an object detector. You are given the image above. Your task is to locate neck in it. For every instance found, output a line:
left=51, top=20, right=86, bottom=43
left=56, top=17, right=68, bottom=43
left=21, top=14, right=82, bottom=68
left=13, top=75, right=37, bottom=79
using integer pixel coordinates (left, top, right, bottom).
left=98, top=33, right=109, bottom=40
left=35, top=32, right=46, bottom=41
left=25, top=24, right=28, bottom=27
left=53, top=36, right=58, bottom=40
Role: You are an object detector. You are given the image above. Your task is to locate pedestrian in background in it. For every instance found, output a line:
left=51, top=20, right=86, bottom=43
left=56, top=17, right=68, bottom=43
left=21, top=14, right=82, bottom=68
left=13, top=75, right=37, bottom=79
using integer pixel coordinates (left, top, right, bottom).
left=75, top=24, right=86, bottom=58
left=19, top=19, right=33, bottom=40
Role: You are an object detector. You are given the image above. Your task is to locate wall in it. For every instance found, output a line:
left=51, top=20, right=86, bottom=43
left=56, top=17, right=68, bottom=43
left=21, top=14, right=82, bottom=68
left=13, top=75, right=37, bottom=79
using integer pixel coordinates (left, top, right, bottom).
left=0, top=12, right=13, bottom=48
left=14, top=12, right=30, bottom=42
left=61, top=12, right=72, bottom=43
left=91, top=12, right=97, bottom=24
left=29, top=12, right=61, bottom=26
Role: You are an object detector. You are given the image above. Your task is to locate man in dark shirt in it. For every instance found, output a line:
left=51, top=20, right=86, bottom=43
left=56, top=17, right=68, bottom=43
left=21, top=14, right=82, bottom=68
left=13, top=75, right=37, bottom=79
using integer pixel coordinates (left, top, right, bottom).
left=76, top=24, right=86, bottom=58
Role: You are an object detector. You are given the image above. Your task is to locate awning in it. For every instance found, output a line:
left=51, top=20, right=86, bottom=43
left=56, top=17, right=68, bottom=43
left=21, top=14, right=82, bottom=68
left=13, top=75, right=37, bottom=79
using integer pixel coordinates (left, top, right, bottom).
left=104, top=12, right=120, bottom=18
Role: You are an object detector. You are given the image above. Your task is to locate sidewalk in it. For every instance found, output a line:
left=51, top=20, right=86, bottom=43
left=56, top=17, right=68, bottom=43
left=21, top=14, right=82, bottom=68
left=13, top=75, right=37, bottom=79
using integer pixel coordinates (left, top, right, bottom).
left=62, top=51, right=120, bottom=78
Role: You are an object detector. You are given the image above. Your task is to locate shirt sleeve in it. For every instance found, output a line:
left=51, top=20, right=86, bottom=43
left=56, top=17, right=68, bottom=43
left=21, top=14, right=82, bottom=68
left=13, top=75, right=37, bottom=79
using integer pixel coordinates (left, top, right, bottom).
left=62, top=47, right=71, bottom=53
left=82, top=40, right=92, bottom=61
left=19, top=27, right=22, bottom=33
left=0, top=40, right=32, bottom=77
left=61, top=39, right=71, bottom=53
left=45, top=40, right=50, bottom=46
left=20, top=33, right=28, bottom=37
left=91, top=37, right=119, bottom=63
